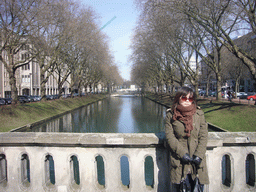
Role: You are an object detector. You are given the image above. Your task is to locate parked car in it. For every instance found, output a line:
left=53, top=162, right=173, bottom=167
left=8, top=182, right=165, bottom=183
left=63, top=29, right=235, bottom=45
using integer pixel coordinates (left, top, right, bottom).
left=52, top=95, right=59, bottom=99
left=46, top=95, right=54, bottom=100
left=61, top=94, right=69, bottom=98
left=2, top=98, right=12, bottom=104
left=35, top=96, right=42, bottom=101
left=30, top=95, right=41, bottom=102
left=23, top=95, right=31, bottom=102
left=30, top=95, right=37, bottom=102
left=73, top=93, right=79, bottom=97
left=236, top=92, right=248, bottom=99
left=209, top=91, right=216, bottom=97
left=247, top=92, right=256, bottom=96
left=0, top=98, right=5, bottom=105
left=199, top=90, right=206, bottom=96
left=247, top=94, right=256, bottom=101
left=18, top=96, right=29, bottom=103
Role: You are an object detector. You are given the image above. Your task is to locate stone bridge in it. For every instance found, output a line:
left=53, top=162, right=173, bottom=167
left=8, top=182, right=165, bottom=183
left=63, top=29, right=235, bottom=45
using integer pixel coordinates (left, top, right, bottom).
left=0, top=132, right=256, bottom=191
left=111, top=89, right=140, bottom=97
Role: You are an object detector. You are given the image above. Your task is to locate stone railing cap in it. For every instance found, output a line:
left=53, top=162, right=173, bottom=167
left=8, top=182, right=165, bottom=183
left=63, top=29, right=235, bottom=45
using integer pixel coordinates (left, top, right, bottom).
left=0, top=132, right=162, bottom=146
left=1, top=132, right=256, bottom=147
left=207, top=132, right=256, bottom=147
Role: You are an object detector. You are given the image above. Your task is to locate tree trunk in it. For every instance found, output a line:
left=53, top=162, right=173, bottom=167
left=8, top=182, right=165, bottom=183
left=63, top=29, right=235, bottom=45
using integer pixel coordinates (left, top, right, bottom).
left=40, top=72, right=47, bottom=101
left=10, top=68, right=18, bottom=105
left=206, top=75, right=211, bottom=96
left=77, top=81, right=82, bottom=96
left=216, top=73, right=222, bottom=100
left=58, top=81, right=64, bottom=97
left=194, top=83, right=199, bottom=97
left=171, top=82, right=175, bottom=95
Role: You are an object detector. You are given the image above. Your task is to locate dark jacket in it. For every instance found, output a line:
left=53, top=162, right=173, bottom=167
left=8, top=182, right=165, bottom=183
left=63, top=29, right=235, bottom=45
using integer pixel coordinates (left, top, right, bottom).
left=165, top=107, right=209, bottom=184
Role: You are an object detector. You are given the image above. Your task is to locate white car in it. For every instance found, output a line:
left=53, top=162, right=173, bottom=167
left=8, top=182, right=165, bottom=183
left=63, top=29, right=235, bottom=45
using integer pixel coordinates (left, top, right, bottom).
left=236, top=92, right=248, bottom=99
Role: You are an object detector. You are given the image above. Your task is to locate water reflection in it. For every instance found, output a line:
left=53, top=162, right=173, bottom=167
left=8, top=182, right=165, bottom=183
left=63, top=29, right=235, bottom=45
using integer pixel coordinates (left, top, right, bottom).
left=31, top=96, right=166, bottom=133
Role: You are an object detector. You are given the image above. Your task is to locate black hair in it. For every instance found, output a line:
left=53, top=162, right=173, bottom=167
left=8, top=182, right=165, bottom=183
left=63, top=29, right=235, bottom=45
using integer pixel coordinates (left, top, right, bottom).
left=172, top=86, right=197, bottom=110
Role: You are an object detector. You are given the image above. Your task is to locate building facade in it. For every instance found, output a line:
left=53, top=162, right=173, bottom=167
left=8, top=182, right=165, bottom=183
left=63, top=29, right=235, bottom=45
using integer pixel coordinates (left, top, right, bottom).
left=0, top=44, right=71, bottom=98
left=199, top=32, right=256, bottom=94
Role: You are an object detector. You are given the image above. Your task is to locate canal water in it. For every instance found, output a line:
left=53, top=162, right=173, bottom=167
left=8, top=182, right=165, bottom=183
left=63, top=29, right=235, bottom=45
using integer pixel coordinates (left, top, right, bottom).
left=28, top=96, right=216, bottom=187
left=31, top=96, right=167, bottom=133
left=30, top=96, right=167, bottom=186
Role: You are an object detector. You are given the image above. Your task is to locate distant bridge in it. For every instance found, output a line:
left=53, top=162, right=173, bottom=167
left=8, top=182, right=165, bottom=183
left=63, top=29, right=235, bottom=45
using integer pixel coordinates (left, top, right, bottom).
left=111, top=89, right=141, bottom=97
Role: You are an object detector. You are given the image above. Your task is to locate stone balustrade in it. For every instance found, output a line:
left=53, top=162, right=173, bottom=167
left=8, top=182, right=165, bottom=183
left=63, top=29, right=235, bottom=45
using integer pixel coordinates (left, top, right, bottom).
left=0, top=132, right=256, bottom=191
left=207, top=132, right=256, bottom=192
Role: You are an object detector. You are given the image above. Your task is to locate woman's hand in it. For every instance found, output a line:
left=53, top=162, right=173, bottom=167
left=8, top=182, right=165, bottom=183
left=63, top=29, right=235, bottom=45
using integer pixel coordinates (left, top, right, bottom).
left=192, top=155, right=202, bottom=167
left=181, top=153, right=193, bottom=164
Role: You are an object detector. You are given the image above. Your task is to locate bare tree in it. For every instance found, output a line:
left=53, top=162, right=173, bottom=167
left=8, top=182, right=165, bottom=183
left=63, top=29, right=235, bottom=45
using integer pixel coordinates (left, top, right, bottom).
left=1, top=0, right=123, bottom=102
left=172, top=0, right=256, bottom=82
left=133, top=0, right=256, bottom=99
left=133, top=0, right=203, bottom=94
left=156, top=0, right=229, bottom=99
left=0, top=0, right=43, bottom=103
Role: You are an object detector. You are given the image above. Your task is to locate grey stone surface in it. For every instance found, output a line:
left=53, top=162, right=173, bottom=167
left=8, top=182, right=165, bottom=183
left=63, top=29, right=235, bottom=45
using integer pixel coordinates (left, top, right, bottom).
left=0, top=132, right=256, bottom=191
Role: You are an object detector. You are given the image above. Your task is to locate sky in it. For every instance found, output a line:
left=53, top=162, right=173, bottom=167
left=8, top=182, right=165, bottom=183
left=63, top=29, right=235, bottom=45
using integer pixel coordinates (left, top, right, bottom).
left=81, top=0, right=140, bottom=81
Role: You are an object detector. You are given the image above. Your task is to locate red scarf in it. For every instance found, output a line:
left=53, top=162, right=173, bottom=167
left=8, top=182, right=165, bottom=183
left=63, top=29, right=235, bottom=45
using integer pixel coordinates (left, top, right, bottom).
left=172, top=104, right=196, bottom=137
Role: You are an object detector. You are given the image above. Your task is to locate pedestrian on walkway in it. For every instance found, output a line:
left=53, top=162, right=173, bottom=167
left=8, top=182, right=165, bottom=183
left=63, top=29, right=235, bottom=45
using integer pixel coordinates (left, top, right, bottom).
left=227, top=89, right=232, bottom=102
left=165, top=86, right=209, bottom=191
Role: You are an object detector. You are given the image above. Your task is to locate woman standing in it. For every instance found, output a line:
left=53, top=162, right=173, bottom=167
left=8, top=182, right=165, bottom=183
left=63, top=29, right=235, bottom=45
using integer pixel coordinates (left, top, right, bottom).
left=165, top=87, right=209, bottom=191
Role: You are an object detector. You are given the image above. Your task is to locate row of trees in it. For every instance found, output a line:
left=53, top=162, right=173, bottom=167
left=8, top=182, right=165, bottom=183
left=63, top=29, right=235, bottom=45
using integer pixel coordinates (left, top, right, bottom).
left=130, top=0, right=256, bottom=99
left=0, top=0, right=123, bottom=104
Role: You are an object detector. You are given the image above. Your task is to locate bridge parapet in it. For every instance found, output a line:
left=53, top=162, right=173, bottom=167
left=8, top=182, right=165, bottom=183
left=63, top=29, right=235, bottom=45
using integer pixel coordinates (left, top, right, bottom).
left=0, top=132, right=256, bottom=191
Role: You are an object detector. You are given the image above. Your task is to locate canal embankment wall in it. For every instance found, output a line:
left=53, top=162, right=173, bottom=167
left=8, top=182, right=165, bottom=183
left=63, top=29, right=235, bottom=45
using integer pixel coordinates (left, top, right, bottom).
left=9, top=95, right=109, bottom=133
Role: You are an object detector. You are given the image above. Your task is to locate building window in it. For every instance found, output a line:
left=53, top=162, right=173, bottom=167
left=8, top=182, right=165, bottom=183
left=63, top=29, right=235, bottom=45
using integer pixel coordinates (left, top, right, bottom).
left=21, top=53, right=30, bottom=61
left=21, top=75, right=31, bottom=83
left=22, top=64, right=30, bottom=70
left=21, top=44, right=29, bottom=50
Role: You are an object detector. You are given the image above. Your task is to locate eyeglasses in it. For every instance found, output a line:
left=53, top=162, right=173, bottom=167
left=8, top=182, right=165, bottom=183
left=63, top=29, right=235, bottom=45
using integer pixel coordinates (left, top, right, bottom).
left=181, top=96, right=194, bottom=102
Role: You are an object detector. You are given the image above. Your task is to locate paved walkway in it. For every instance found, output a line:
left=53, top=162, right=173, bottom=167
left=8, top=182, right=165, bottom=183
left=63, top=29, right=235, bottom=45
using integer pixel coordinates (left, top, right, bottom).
left=199, top=96, right=256, bottom=105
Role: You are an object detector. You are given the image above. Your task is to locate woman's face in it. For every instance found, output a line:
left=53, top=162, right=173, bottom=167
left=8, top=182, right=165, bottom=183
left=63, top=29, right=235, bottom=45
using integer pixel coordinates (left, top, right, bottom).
left=179, top=93, right=193, bottom=107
